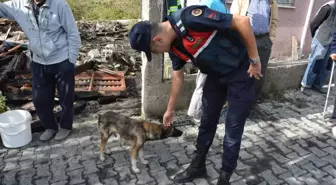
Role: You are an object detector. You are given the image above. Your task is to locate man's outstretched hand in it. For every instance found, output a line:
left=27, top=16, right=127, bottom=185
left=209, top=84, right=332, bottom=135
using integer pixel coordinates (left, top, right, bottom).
left=163, top=109, right=175, bottom=128
left=330, top=54, right=336, bottom=61
left=248, top=61, right=263, bottom=80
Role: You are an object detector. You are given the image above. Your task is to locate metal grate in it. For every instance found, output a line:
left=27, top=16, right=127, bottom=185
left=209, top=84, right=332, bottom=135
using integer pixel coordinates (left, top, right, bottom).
left=10, top=70, right=127, bottom=93
left=75, top=70, right=126, bottom=92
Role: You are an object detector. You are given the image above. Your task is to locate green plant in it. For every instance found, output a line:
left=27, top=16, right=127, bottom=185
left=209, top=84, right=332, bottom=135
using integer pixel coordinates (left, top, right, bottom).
left=66, top=0, right=140, bottom=20
left=0, top=95, right=7, bottom=113
left=0, top=0, right=140, bottom=20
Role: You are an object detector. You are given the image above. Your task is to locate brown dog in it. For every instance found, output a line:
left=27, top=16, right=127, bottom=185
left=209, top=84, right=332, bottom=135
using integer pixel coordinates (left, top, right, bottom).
left=97, top=111, right=183, bottom=173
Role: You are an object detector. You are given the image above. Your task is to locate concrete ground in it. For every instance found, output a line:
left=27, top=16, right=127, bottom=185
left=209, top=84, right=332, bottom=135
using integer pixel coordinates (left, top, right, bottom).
left=1, top=89, right=336, bottom=185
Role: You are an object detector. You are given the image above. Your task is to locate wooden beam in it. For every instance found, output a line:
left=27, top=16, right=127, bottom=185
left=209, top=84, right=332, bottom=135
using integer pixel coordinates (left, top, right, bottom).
left=292, top=36, right=299, bottom=61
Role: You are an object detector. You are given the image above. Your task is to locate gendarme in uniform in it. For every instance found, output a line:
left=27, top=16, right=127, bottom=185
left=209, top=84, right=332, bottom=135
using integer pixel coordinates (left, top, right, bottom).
left=129, top=5, right=260, bottom=184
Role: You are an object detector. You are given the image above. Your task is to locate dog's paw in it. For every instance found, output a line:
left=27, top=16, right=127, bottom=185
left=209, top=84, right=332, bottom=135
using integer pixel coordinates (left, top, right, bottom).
left=132, top=167, right=141, bottom=174
left=100, top=153, right=106, bottom=161
left=141, top=160, right=149, bottom=165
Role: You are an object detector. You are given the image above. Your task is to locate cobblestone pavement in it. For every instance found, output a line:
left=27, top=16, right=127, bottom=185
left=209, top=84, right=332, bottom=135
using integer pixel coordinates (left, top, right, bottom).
left=1, top=89, right=336, bottom=185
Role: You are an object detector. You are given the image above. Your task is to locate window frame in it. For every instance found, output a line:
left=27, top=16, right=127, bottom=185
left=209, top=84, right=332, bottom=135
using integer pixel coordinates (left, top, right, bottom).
left=226, top=0, right=295, bottom=7
left=277, top=0, right=295, bottom=6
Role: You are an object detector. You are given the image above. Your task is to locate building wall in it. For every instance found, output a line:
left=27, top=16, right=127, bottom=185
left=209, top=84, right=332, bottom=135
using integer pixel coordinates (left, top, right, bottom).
left=272, top=0, right=329, bottom=59
left=227, top=0, right=330, bottom=59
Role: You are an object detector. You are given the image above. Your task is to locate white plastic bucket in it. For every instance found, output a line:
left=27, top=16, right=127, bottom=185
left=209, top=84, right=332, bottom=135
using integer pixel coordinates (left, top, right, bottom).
left=0, top=110, right=32, bottom=148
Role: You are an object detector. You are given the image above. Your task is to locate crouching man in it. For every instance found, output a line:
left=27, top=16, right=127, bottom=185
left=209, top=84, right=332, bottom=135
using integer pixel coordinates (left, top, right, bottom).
left=129, top=5, right=261, bottom=184
left=0, top=0, right=81, bottom=141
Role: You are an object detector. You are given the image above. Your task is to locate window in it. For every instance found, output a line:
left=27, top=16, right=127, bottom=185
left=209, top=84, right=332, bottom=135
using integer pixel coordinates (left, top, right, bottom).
left=277, top=0, right=295, bottom=6
left=226, top=0, right=295, bottom=6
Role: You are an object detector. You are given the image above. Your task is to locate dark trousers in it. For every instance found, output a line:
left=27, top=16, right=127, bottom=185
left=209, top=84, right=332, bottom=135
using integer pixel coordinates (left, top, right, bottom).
left=254, top=35, right=273, bottom=100
left=332, top=64, right=336, bottom=118
left=31, top=60, right=75, bottom=130
left=195, top=59, right=255, bottom=173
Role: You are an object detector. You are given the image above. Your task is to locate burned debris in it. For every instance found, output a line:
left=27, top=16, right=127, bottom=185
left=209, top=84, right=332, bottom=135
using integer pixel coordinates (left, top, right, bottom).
left=77, top=20, right=142, bottom=71
left=0, top=19, right=142, bottom=132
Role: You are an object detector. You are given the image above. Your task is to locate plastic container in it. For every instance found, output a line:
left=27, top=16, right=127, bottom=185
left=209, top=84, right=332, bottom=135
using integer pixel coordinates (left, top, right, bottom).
left=0, top=110, right=32, bottom=148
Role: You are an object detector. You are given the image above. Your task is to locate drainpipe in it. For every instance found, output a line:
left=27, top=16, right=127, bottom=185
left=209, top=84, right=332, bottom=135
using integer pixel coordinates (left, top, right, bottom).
left=299, top=0, right=315, bottom=58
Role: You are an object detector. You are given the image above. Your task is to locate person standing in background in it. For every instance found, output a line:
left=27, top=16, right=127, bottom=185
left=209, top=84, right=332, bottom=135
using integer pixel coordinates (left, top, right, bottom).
left=0, top=0, right=81, bottom=141
left=187, top=0, right=230, bottom=123
left=230, top=0, right=278, bottom=104
left=328, top=29, right=336, bottom=121
left=301, top=1, right=336, bottom=95
left=167, top=0, right=183, bottom=15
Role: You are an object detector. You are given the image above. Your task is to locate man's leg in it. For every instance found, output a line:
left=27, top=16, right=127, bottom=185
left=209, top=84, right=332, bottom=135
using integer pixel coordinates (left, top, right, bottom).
left=196, top=76, right=227, bottom=154
left=218, top=60, right=255, bottom=184
left=313, top=46, right=332, bottom=93
left=54, top=60, right=75, bottom=141
left=222, top=87, right=254, bottom=171
left=31, top=62, right=58, bottom=141
left=330, top=62, right=336, bottom=119
left=254, top=35, right=272, bottom=101
left=174, top=75, right=227, bottom=183
left=301, top=38, right=326, bottom=92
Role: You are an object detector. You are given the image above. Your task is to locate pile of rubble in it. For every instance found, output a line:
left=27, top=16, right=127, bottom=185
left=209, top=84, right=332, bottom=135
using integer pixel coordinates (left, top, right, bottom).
left=0, top=19, right=28, bottom=46
left=0, top=19, right=144, bottom=132
left=77, top=21, right=142, bottom=73
left=0, top=19, right=142, bottom=74
left=0, top=45, right=130, bottom=131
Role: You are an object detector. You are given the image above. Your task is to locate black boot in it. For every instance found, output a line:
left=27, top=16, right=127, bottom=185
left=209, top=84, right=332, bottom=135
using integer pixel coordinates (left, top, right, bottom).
left=173, top=152, right=207, bottom=183
left=216, top=169, right=233, bottom=185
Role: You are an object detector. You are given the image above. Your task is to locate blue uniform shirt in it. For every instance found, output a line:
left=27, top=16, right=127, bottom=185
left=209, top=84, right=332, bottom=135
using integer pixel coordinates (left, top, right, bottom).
left=247, top=0, right=271, bottom=35
left=199, top=0, right=229, bottom=13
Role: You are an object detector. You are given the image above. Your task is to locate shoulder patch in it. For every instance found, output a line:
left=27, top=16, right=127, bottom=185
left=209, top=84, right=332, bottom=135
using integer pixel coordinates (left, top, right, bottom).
left=191, top=9, right=203, bottom=16
left=203, top=8, right=220, bottom=20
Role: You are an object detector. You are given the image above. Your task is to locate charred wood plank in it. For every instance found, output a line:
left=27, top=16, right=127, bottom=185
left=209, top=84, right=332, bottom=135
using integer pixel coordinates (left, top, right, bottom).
left=95, top=30, right=128, bottom=36
left=0, top=45, right=21, bottom=57
left=21, top=101, right=35, bottom=113
left=97, top=96, right=118, bottom=105
left=75, top=60, right=95, bottom=75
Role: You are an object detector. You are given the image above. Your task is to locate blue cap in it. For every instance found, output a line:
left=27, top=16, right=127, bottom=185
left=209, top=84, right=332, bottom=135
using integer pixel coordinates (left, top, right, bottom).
left=129, top=21, right=152, bottom=61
